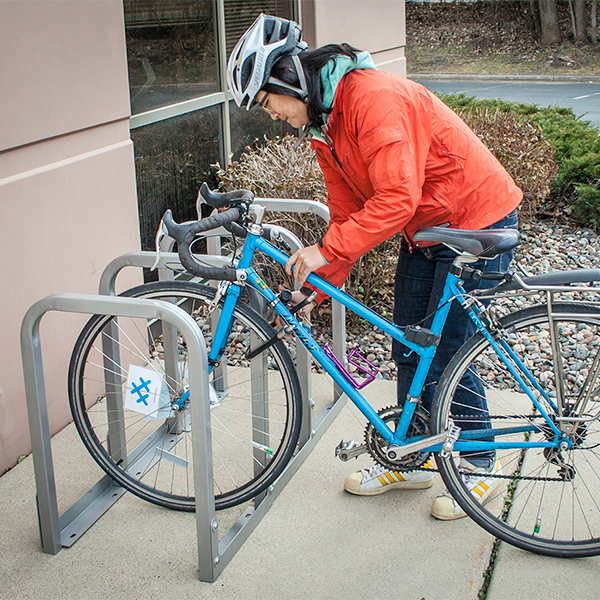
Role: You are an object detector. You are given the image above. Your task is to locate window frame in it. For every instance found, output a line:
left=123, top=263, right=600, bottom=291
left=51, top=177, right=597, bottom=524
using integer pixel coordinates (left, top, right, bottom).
left=128, top=0, right=301, bottom=169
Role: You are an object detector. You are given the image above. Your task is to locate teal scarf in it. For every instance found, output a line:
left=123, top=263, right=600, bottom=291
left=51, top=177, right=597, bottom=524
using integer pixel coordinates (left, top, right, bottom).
left=321, top=51, right=377, bottom=111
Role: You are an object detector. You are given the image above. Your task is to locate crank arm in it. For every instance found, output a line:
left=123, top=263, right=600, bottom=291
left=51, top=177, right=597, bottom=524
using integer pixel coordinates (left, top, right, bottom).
left=385, top=432, right=448, bottom=462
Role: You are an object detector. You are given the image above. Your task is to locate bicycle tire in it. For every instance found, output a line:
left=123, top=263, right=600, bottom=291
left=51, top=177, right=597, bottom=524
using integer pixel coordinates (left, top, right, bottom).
left=432, top=302, right=600, bottom=557
left=68, top=281, right=302, bottom=511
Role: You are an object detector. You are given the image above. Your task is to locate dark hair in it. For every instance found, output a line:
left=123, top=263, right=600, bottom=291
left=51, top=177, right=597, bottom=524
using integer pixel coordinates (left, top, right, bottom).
left=263, top=43, right=360, bottom=129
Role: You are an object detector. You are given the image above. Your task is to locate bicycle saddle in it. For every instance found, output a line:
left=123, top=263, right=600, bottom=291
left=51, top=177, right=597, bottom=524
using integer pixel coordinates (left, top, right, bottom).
left=413, top=226, right=521, bottom=259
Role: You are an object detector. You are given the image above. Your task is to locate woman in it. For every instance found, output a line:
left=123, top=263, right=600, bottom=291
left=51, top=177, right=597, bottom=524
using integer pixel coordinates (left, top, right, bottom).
left=228, top=14, right=522, bottom=520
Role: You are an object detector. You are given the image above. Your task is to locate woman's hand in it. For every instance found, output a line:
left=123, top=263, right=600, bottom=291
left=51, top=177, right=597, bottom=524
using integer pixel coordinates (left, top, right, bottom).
left=285, top=244, right=327, bottom=284
left=289, top=290, right=316, bottom=319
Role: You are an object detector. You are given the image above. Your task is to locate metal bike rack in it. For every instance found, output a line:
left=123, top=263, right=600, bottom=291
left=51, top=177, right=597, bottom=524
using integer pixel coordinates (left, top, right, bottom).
left=21, top=199, right=349, bottom=582
left=20, top=294, right=223, bottom=579
left=22, top=290, right=347, bottom=581
left=258, top=197, right=346, bottom=407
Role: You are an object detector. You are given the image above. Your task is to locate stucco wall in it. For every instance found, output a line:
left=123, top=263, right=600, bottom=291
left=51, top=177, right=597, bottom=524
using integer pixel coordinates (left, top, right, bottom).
left=0, top=0, right=408, bottom=476
left=302, top=0, right=406, bottom=76
left=0, top=0, right=141, bottom=474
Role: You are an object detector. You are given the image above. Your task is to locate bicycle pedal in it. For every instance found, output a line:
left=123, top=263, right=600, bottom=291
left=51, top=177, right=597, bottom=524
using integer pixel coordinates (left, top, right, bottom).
left=335, top=439, right=367, bottom=461
left=440, top=425, right=461, bottom=458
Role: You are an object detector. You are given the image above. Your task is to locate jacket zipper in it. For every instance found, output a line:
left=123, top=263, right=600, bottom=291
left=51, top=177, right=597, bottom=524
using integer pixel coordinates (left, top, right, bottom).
left=322, top=125, right=369, bottom=202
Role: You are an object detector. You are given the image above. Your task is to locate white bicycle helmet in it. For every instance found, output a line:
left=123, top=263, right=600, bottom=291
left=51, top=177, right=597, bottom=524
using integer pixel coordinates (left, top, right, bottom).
left=227, top=13, right=308, bottom=109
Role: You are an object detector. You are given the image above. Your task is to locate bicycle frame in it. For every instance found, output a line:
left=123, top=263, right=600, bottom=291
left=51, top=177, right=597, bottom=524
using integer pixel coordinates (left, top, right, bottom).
left=198, top=226, right=568, bottom=455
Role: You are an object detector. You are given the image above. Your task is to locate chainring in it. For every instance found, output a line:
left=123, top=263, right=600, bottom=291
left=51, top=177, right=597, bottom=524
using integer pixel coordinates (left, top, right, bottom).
left=364, top=405, right=431, bottom=471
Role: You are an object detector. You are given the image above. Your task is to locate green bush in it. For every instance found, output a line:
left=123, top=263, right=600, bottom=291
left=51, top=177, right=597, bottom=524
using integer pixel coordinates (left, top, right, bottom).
left=574, top=181, right=600, bottom=229
left=439, top=92, right=600, bottom=227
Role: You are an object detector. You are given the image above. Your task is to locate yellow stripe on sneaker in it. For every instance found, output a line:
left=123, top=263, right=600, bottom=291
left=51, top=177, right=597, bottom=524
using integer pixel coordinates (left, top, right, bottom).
left=384, top=472, right=395, bottom=484
left=473, top=486, right=485, bottom=497
left=394, top=472, right=405, bottom=482
left=480, top=481, right=489, bottom=491
left=377, top=475, right=388, bottom=486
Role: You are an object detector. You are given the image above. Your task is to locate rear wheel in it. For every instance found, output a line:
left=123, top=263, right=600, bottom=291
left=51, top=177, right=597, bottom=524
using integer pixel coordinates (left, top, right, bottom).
left=68, top=281, right=302, bottom=511
left=433, top=303, right=600, bottom=557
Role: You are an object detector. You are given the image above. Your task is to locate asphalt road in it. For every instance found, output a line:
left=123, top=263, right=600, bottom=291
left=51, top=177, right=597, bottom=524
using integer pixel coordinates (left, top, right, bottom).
left=413, top=78, right=600, bottom=128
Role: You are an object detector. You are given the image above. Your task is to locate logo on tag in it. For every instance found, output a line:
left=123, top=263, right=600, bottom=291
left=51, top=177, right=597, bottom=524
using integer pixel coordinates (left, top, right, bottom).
left=125, top=364, right=170, bottom=418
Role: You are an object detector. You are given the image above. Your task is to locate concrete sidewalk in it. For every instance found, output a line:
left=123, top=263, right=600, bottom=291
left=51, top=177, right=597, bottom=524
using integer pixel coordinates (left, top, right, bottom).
left=1, top=377, right=599, bottom=600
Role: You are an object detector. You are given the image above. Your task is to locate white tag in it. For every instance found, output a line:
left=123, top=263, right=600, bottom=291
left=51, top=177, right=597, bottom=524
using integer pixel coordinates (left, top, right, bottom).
left=125, top=364, right=170, bottom=419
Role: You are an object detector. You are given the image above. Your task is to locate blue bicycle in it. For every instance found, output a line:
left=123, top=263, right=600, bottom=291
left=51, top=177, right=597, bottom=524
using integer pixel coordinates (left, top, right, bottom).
left=69, top=185, right=600, bottom=557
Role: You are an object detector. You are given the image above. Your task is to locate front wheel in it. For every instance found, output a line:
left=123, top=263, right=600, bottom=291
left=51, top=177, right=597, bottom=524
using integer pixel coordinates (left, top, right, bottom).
left=68, top=281, right=302, bottom=511
left=433, top=303, right=600, bottom=557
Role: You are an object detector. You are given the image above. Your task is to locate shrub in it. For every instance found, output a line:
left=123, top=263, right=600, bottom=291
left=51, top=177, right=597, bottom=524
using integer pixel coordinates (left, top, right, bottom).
left=458, top=108, right=558, bottom=216
left=574, top=181, right=600, bottom=229
left=439, top=93, right=600, bottom=226
left=217, top=134, right=327, bottom=203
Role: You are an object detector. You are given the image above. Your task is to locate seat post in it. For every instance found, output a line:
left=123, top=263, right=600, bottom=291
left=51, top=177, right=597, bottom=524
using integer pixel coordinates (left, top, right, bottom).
left=453, top=253, right=480, bottom=268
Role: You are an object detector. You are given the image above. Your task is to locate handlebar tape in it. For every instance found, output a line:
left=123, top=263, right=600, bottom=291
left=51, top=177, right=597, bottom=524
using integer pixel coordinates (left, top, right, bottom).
left=162, top=207, right=243, bottom=281
left=199, top=182, right=254, bottom=209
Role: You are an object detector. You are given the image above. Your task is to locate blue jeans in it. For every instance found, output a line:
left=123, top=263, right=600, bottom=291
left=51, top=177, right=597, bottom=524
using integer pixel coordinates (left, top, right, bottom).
left=392, top=210, right=519, bottom=462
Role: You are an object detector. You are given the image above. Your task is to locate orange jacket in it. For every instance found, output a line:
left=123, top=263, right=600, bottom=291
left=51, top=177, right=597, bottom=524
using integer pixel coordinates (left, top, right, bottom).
left=308, top=70, right=522, bottom=300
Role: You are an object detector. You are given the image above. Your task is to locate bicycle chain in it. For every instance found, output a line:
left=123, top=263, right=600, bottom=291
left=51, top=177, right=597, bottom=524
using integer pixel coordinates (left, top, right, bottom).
left=409, top=463, right=564, bottom=482
left=450, top=414, right=544, bottom=421
left=368, top=410, right=570, bottom=481
left=407, top=413, right=565, bottom=482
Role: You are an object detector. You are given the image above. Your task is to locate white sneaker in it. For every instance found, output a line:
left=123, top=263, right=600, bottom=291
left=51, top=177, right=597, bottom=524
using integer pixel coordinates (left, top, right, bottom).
left=344, top=460, right=434, bottom=496
left=431, top=458, right=502, bottom=521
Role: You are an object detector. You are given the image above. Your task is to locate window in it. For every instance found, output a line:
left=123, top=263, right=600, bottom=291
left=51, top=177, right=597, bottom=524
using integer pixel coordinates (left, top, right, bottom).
left=224, top=0, right=293, bottom=56
left=125, top=0, right=219, bottom=115
left=131, top=106, right=221, bottom=251
left=125, top=0, right=299, bottom=251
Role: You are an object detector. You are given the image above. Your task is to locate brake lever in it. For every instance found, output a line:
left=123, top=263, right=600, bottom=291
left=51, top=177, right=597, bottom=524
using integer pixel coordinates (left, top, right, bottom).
left=150, top=218, right=170, bottom=272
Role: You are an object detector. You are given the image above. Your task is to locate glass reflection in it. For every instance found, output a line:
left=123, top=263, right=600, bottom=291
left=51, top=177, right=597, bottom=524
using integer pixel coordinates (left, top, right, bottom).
left=125, top=0, right=218, bottom=114
left=224, top=0, right=293, bottom=56
left=131, top=106, right=221, bottom=250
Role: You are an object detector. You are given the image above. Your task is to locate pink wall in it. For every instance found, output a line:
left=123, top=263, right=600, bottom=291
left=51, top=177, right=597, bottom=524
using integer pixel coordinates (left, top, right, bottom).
left=302, top=0, right=406, bottom=76
left=0, top=0, right=142, bottom=474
